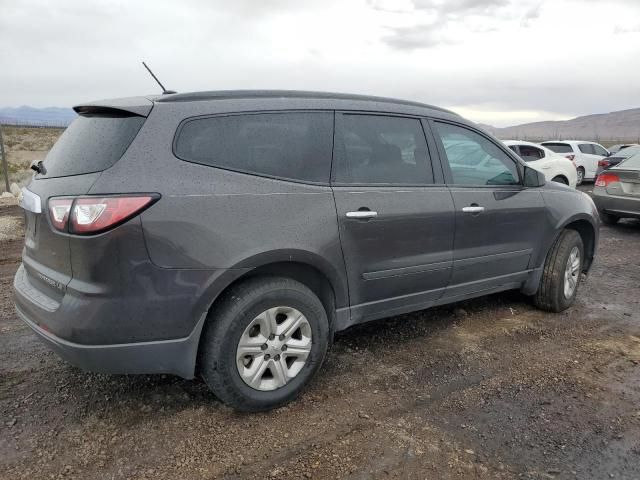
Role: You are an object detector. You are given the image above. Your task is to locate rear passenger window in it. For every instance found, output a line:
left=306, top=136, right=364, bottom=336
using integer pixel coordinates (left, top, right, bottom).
left=518, top=145, right=545, bottom=162
left=175, top=112, right=333, bottom=183
left=579, top=144, right=595, bottom=154
left=333, top=114, right=433, bottom=185
left=543, top=143, right=573, bottom=154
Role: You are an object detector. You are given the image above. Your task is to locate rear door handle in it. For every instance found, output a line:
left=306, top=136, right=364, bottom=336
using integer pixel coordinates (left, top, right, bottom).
left=346, top=210, right=378, bottom=219
left=462, top=206, right=485, bottom=214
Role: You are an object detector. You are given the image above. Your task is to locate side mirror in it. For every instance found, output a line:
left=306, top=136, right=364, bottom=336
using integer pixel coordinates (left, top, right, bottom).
left=523, top=165, right=546, bottom=187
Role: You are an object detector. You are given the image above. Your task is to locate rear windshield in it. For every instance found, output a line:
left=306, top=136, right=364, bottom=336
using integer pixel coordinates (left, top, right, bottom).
left=616, top=153, right=640, bottom=170
left=40, top=113, right=145, bottom=178
left=614, top=145, right=640, bottom=159
left=542, top=142, right=573, bottom=154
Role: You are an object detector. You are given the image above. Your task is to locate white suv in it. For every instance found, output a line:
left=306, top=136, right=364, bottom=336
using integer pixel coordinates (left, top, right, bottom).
left=540, top=140, right=610, bottom=185
left=504, top=140, right=577, bottom=188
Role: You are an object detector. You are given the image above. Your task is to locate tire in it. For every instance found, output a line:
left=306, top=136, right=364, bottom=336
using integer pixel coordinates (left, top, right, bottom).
left=199, top=276, right=330, bottom=412
left=551, top=176, right=568, bottom=185
left=534, top=229, right=584, bottom=313
left=576, top=167, right=585, bottom=186
left=599, top=210, right=620, bottom=225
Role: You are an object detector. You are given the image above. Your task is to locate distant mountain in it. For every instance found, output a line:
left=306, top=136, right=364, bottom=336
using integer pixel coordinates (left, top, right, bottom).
left=0, top=106, right=76, bottom=127
left=482, top=108, right=640, bottom=143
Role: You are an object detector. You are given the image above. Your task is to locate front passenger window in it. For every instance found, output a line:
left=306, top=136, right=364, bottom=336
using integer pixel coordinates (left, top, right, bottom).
left=434, top=122, right=520, bottom=186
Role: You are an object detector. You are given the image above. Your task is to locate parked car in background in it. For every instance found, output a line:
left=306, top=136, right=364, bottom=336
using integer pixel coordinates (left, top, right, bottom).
left=595, top=145, right=640, bottom=176
left=608, top=143, right=639, bottom=155
left=541, top=140, right=610, bottom=185
left=593, top=152, right=640, bottom=224
left=504, top=140, right=577, bottom=187
left=15, top=90, right=600, bottom=412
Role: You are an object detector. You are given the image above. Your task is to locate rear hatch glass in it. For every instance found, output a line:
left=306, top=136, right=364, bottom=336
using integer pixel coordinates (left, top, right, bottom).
left=21, top=111, right=146, bottom=302
left=542, top=142, right=573, bottom=154
left=38, top=113, right=145, bottom=178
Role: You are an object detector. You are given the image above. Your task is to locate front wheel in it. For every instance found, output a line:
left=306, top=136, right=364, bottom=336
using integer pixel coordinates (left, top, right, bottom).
left=534, top=230, right=584, bottom=312
left=199, top=276, right=330, bottom=412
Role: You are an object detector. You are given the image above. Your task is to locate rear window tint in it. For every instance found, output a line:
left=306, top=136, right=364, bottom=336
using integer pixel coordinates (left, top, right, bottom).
left=175, top=112, right=333, bottom=183
left=542, top=142, right=573, bottom=154
left=579, top=144, right=595, bottom=154
left=41, top=114, right=145, bottom=178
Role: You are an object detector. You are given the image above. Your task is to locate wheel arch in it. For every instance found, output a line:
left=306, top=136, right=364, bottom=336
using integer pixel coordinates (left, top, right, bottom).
left=562, top=218, right=597, bottom=272
left=187, top=250, right=348, bottom=376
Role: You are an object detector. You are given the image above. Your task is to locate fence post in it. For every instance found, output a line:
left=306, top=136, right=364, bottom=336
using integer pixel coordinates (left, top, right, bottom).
left=0, top=123, right=10, bottom=193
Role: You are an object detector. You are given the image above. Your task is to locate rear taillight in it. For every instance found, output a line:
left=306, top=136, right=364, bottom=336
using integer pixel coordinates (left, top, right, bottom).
left=47, top=194, right=159, bottom=234
left=595, top=173, right=620, bottom=187
left=597, top=159, right=610, bottom=168
left=48, top=198, right=73, bottom=231
left=565, top=154, right=575, bottom=161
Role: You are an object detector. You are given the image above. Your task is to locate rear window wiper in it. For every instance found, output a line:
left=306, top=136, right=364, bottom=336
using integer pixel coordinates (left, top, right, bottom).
left=30, top=160, right=46, bottom=175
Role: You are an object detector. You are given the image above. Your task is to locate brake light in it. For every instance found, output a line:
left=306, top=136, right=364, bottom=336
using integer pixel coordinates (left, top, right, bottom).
left=595, top=173, right=620, bottom=187
left=48, top=198, right=73, bottom=231
left=597, top=159, right=610, bottom=168
left=565, top=154, right=575, bottom=161
left=47, top=195, right=159, bottom=234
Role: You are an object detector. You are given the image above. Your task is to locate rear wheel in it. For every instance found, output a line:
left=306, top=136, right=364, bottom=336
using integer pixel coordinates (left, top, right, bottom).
left=552, top=176, right=568, bottom=185
left=534, top=229, right=584, bottom=312
left=199, top=276, right=330, bottom=412
left=599, top=210, right=620, bottom=225
left=576, top=167, right=585, bottom=185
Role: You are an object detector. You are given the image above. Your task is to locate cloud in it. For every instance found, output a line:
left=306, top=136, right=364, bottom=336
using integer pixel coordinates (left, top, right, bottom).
left=1, top=0, right=640, bottom=127
left=520, top=3, right=542, bottom=26
left=411, top=0, right=509, bottom=14
left=383, top=24, right=447, bottom=50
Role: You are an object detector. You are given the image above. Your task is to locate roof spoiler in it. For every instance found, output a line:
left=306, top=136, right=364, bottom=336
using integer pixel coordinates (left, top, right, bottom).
left=73, top=96, right=153, bottom=117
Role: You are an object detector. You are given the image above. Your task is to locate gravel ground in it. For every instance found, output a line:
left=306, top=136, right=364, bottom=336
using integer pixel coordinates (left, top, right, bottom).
left=1, top=188, right=640, bottom=479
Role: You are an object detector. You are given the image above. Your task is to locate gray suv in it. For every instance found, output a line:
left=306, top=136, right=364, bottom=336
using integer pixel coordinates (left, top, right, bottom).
left=14, top=91, right=599, bottom=411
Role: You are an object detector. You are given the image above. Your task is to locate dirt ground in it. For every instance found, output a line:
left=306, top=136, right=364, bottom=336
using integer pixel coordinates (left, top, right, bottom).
left=1, top=189, right=640, bottom=480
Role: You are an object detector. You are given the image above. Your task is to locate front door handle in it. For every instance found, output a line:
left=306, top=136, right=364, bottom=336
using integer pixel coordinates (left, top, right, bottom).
left=346, top=210, right=378, bottom=219
left=462, top=206, right=485, bottom=214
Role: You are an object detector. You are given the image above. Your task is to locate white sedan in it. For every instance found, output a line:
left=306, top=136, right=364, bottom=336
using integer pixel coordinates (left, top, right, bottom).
left=503, top=140, right=577, bottom=188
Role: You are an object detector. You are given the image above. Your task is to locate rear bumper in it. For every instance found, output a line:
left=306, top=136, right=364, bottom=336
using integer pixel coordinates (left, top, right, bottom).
left=12, top=261, right=238, bottom=379
left=593, top=192, right=640, bottom=219
left=15, top=302, right=205, bottom=379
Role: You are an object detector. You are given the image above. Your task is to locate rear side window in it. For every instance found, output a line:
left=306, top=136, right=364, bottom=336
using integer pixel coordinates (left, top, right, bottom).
left=333, top=114, right=433, bottom=185
left=175, top=112, right=333, bottom=183
left=518, top=145, right=545, bottom=162
left=41, top=114, right=145, bottom=178
left=543, top=142, right=573, bottom=154
left=578, top=144, right=595, bottom=154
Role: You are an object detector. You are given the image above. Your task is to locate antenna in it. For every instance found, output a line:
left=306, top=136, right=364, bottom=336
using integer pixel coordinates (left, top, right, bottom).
left=142, top=61, right=176, bottom=95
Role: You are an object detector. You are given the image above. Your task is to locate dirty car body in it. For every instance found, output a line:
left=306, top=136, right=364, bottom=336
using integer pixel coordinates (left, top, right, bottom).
left=14, top=90, right=599, bottom=411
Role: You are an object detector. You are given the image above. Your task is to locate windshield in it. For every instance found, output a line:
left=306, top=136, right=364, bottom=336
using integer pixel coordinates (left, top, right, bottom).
left=40, top=113, right=145, bottom=178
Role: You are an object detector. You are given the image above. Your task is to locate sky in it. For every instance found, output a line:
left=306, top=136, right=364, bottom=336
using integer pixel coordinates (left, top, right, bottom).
left=1, top=0, right=639, bottom=127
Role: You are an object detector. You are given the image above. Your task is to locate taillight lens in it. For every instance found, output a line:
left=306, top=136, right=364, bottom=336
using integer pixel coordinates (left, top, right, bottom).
left=48, top=195, right=159, bottom=234
left=565, top=154, right=575, bottom=161
left=48, top=198, right=73, bottom=231
left=597, top=159, right=610, bottom=168
left=595, top=173, right=620, bottom=187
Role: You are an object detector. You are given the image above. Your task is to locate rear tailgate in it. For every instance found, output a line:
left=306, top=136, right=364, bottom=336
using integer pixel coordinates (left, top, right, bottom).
left=609, top=169, right=640, bottom=197
left=19, top=105, right=148, bottom=304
